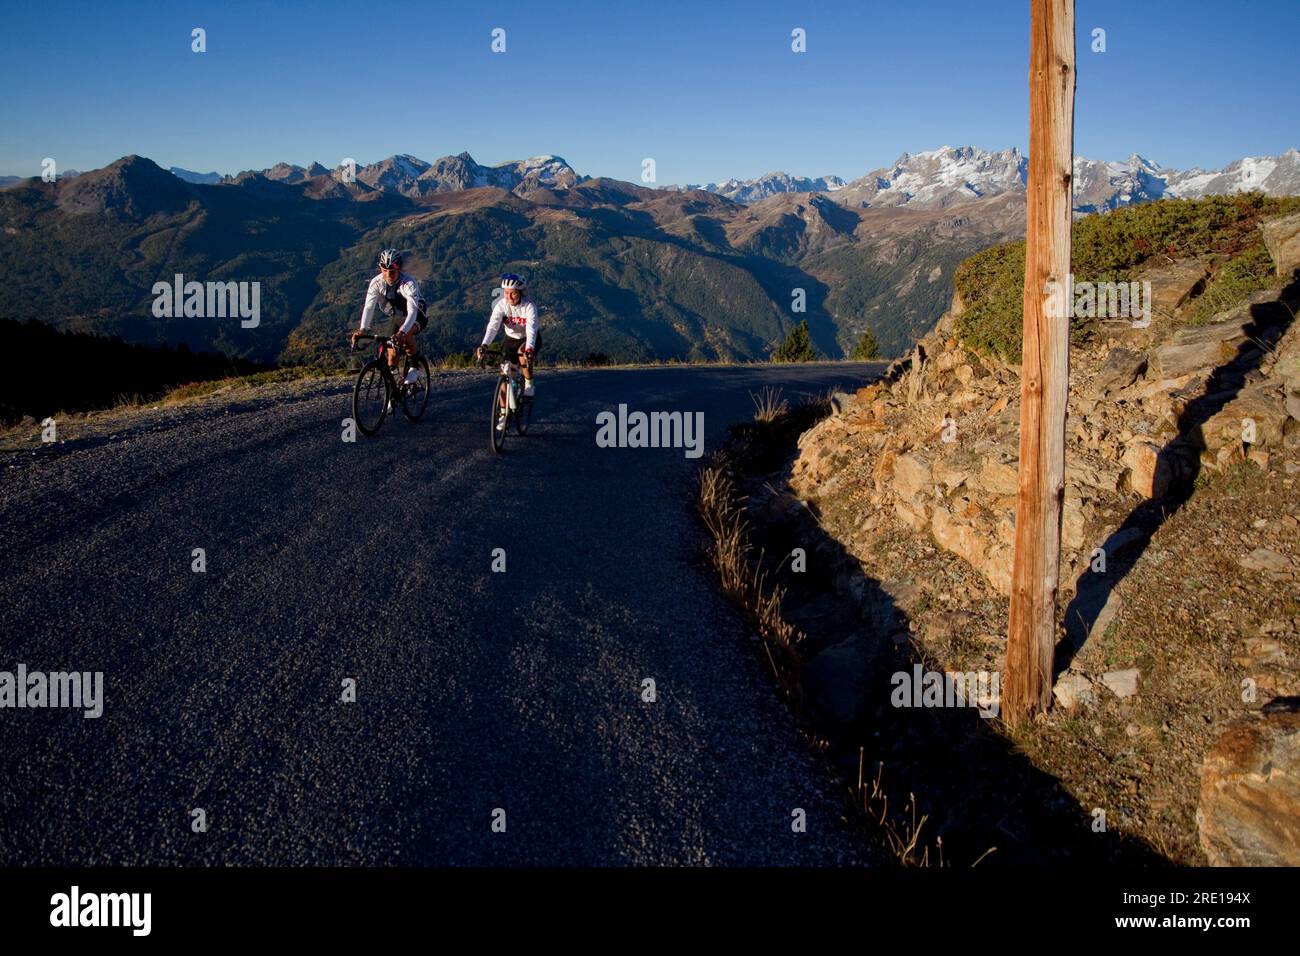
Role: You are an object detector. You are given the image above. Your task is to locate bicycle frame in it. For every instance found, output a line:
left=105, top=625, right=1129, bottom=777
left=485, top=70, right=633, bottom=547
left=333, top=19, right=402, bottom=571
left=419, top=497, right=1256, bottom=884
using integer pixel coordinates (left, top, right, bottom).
left=355, top=333, right=409, bottom=389
left=499, top=360, right=523, bottom=406
left=350, top=332, right=431, bottom=435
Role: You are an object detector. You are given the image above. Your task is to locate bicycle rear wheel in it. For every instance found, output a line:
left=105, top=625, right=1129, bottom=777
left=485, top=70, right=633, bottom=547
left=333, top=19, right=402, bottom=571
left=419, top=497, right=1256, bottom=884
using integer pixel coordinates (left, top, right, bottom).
left=490, top=377, right=507, bottom=454
left=402, top=355, right=432, bottom=421
left=353, top=360, right=390, bottom=436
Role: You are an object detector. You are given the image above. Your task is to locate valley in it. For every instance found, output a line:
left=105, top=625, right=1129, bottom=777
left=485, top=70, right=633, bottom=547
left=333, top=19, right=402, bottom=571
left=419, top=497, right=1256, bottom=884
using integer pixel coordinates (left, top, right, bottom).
left=6, top=145, right=1294, bottom=374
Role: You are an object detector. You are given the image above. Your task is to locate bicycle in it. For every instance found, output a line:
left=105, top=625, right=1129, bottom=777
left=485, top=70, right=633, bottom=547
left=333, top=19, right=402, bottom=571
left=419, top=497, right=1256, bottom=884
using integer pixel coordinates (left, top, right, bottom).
left=478, top=345, right=533, bottom=453
left=350, top=332, right=431, bottom=436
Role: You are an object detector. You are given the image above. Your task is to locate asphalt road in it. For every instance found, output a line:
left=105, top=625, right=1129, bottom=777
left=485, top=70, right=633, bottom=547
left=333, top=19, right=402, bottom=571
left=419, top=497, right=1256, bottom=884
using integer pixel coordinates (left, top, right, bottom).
left=0, top=362, right=882, bottom=865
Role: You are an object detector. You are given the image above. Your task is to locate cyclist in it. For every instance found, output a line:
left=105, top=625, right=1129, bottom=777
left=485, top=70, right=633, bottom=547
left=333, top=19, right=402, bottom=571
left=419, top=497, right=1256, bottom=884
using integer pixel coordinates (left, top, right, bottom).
left=350, top=249, right=426, bottom=386
left=475, top=274, right=539, bottom=430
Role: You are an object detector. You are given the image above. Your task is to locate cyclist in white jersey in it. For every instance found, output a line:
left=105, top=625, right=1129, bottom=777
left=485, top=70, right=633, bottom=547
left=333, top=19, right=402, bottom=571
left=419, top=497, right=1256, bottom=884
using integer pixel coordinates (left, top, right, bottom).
left=475, top=274, right=540, bottom=422
left=350, top=248, right=426, bottom=385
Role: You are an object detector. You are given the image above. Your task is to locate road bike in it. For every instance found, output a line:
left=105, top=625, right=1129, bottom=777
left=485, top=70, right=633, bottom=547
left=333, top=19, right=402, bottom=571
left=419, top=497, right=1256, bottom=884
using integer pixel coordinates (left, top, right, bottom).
left=350, top=332, right=431, bottom=436
left=479, top=345, right=533, bottom=453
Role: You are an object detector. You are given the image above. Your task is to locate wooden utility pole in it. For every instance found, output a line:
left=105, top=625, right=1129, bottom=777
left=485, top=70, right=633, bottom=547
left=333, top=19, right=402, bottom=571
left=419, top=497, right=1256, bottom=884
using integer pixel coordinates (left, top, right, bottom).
left=1005, top=0, right=1075, bottom=722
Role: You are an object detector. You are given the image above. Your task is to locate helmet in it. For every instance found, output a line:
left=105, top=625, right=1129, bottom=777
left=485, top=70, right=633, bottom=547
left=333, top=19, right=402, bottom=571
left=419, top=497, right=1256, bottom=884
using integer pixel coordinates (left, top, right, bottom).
left=378, top=248, right=402, bottom=269
left=500, top=274, right=526, bottom=290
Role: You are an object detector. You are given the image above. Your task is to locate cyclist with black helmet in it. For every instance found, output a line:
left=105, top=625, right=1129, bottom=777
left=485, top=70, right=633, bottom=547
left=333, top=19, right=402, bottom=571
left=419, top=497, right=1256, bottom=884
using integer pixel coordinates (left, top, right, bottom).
left=350, top=249, right=427, bottom=385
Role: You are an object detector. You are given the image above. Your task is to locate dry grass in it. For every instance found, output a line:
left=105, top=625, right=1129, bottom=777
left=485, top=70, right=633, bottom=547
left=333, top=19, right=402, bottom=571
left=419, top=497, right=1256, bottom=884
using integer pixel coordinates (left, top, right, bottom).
left=697, top=420, right=947, bottom=866
left=855, top=760, right=949, bottom=866
left=750, top=386, right=789, bottom=423
left=697, top=459, right=804, bottom=704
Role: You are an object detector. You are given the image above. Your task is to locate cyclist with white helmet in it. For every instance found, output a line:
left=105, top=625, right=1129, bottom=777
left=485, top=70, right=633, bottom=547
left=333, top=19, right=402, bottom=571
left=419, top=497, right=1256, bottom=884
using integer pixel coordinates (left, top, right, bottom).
left=350, top=248, right=426, bottom=384
left=476, top=275, right=539, bottom=427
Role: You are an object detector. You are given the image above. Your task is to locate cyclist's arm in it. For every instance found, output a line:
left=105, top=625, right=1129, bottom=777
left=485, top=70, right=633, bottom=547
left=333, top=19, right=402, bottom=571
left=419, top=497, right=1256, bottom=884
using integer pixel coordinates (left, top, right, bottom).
left=358, top=277, right=382, bottom=331
left=523, top=303, right=538, bottom=351
left=481, top=298, right=505, bottom=346
left=397, top=276, right=422, bottom=334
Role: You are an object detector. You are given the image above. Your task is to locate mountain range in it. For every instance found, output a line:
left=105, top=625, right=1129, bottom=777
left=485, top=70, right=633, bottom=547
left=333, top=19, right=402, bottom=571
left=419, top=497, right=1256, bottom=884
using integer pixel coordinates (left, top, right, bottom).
left=172, top=152, right=583, bottom=200
left=162, top=145, right=1300, bottom=213
left=1, top=144, right=1295, bottom=368
left=674, top=145, right=1300, bottom=212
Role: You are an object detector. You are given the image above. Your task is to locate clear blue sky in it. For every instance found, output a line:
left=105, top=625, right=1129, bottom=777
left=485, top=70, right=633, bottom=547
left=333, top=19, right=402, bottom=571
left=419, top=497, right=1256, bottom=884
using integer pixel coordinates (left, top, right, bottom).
left=1, top=0, right=1295, bottom=183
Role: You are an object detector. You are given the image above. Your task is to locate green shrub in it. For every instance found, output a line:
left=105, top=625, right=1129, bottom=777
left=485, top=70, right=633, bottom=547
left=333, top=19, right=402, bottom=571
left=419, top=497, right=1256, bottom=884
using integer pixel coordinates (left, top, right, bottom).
left=849, top=328, right=882, bottom=360
left=1187, top=244, right=1276, bottom=325
left=772, top=320, right=818, bottom=362
left=438, top=350, right=476, bottom=369
left=952, top=193, right=1300, bottom=362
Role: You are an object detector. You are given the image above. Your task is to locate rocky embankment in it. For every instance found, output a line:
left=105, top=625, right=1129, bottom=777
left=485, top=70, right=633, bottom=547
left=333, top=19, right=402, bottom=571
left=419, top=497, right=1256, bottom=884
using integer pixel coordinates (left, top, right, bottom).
left=785, top=212, right=1300, bottom=864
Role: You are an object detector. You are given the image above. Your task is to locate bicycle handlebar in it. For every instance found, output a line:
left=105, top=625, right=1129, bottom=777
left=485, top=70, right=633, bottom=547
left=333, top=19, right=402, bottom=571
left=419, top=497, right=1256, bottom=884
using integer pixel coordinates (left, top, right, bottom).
left=477, top=346, right=534, bottom=367
left=350, top=331, right=394, bottom=353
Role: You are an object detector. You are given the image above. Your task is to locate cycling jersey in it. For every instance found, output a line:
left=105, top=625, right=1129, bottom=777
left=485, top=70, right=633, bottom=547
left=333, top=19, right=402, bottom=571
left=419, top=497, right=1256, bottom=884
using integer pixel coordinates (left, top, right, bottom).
left=359, top=271, right=426, bottom=334
left=482, top=295, right=538, bottom=350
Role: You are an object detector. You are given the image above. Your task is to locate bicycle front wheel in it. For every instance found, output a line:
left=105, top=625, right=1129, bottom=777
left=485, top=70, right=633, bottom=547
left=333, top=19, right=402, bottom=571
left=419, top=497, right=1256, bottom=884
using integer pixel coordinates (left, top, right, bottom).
left=490, top=377, right=507, bottom=454
left=402, top=355, right=432, bottom=421
left=353, top=360, right=390, bottom=436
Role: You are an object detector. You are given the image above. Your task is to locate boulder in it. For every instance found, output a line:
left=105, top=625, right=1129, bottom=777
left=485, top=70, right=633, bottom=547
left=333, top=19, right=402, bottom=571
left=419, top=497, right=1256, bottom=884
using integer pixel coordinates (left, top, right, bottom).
left=1271, top=323, right=1300, bottom=384
left=1170, top=299, right=1268, bottom=347
left=1143, top=258, right=1209, bottom=319
left=1100, top=668, right=1140, bottom=699
left=1260, top=211, right=1300, bottom=277
left=1086, top=348, right=1148, bottom=397
left=1196, top=383, right=1289, bottom=451
left=1198, top=709, right=1300, bottom=866
left=1053, top=672, right=1097, bottom=710
left=930, top=505, right=988, bottom=571
left=1121, top=441, right=1172, bottom=499
left=1239, top=547, right=1293, bottom=577
left=1062, top=493, right=1086, bottom=551
left=893, top=499, right=926, bottom=531
left=1266, top=321, right=1300, bottom=421
left=931, top=457, right=972, bottom=491
left=829, top=391, right=858, bottom=416
left=984, top=544, right=1014, bottom=595
left=1068, top=457, right=1124, bottom=494
left=973, top=459, right=1019, bottom=496
left=891, top=452, right=933, bottom=501
left=1151, top=339, right=1230, bottom=380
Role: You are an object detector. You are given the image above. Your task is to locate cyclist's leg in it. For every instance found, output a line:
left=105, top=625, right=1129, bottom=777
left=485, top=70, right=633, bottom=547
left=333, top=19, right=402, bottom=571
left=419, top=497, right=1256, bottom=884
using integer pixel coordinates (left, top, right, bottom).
left=522, top=331, right=539, bottom=393
left=409, top=308, right=427, bottom=356
left=500, top=336, right=523, bottom=416
left=386, top=335, right=403, bottom=377
left=393, top=313, right=425, bottom=383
